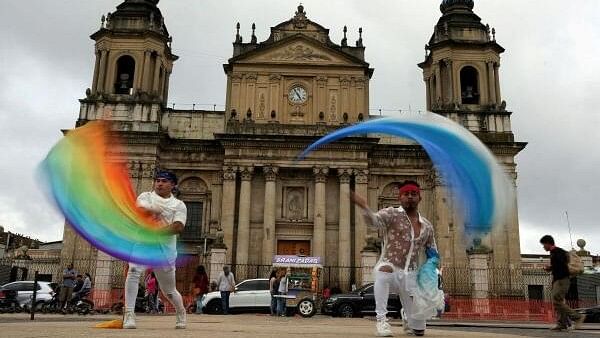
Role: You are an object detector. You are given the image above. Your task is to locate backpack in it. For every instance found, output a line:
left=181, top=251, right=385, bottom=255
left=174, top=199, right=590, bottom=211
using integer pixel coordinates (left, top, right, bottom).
left=568, top=249, right=584, bottom=276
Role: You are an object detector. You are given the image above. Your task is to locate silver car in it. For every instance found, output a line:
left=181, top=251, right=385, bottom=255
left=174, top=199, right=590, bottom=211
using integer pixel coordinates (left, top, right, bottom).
left=1, top=281, right=54, bottom=309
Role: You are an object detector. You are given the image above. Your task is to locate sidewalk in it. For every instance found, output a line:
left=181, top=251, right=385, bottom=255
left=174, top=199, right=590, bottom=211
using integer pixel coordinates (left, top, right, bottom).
left=0, top=313, right=553, bottom=338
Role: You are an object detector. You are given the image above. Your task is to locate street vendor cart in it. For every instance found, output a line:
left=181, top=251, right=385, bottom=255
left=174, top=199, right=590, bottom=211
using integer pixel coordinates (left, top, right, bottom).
left=272, top=255, right=322, bottom=317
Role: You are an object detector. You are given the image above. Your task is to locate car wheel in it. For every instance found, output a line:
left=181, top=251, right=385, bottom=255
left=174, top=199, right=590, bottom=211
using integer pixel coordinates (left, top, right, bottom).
left=205, top=300, right=223, bottom=315
left=297, top=299, right=316, bottom=318
left=338, top=303, right=355, bottom=318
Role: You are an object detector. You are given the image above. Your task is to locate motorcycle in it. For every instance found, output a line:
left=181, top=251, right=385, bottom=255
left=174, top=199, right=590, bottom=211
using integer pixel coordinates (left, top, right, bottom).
left=69, top=289, right=94, bottom=315
left=0, top=289, right=21, bottom=313
left=111, top=294, right=164, bottom=314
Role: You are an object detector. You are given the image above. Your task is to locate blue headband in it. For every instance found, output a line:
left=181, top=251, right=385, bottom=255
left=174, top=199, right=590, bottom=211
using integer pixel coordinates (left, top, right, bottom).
left=155, top=171, right=177, bottom=184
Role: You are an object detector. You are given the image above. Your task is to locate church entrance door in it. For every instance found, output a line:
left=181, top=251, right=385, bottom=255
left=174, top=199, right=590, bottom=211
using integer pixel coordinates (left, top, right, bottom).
left=277, top=240, right=311, bottom=256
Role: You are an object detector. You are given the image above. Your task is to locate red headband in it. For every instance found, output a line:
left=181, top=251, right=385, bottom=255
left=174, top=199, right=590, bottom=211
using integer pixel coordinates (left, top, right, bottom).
left=399, top=184, right=420, bottom=196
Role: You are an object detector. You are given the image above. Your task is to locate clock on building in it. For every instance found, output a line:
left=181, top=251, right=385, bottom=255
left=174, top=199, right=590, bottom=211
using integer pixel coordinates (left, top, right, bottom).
left=288, top=85, right=307, bottom=104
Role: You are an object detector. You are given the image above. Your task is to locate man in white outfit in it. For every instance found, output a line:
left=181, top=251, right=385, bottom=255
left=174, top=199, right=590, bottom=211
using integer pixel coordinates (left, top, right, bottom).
left=351, top=180, right=437, bottom=337
left=123, top=170, right=188, bottom=329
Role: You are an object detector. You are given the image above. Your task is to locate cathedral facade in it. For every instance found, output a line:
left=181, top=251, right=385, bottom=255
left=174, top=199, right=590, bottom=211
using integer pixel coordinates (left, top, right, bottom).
left=62, top=0, right=526, bottom=293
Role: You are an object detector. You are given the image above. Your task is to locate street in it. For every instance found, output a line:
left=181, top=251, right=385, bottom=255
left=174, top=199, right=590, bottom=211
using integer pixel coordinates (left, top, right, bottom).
left=0, top=313, right=599, bottom=338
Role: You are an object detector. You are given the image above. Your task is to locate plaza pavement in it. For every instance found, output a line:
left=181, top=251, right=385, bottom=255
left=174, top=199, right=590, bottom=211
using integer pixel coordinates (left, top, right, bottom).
left=0, top=313, right=599, bottom=338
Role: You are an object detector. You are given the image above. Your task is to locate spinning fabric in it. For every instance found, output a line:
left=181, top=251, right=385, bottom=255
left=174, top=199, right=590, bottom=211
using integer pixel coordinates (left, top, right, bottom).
left=299, top=114, right=513, bottom=236
left=38, top=121, right=172, bottom=266
left=412, top=248, right=445, bottom=318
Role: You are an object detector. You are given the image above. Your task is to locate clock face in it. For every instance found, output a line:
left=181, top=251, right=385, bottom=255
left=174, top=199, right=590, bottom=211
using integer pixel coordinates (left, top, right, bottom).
left=288, top=86, right=307, bottom=104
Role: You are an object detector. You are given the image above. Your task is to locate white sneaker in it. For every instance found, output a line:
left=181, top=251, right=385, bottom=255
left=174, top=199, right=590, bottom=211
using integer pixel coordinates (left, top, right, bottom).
left=123, top=311, right=136, bottom=329
left=375, top=320, right=394, bottom=337
left=175, top=310, right=187, bottom=329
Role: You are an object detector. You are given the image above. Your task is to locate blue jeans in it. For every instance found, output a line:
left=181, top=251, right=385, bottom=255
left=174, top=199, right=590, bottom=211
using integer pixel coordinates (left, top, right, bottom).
left=220, top=291, right=231, bottom=314
left=270, top=293, right=278, bottom=315
left=277, top=294, right=286, bottom=316
left=196, top=294, right=204, bottom=314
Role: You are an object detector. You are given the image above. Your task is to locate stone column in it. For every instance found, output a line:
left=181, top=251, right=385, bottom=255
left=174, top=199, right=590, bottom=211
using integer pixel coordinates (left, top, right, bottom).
left=220, top=167, right=237, bottom=263
left=468, top=246, right=491, bottom=313
left=361, top=248, right=379, bottom=285
left=211, top=171, right=223, bottom=234
left=152, top=54, right=161, bottom=95
left=95, top=49, right=108, bottom=94
left=338, top=169, right=352, bottom=289
left=93, top=251, right=113, bottom=309
left=435, top=63, right=442, bottom=102
left=494, top=62, right=502, bottom=104
left=236, top=167, right=253, bottom=270
left=91, top=49, right=101, bottom=94
left=142, top=50, right=152, bottom=93
left=449, top=60, right=459, bottom=105
left=262, top=166, right=278, bottom=265
left=487, top=61, right=497, bottom=105
left=425, top=77, right=431, bottom=111
left=313, top=167, right=329, bottom=262
left=353, top=169, right=369, bottom=269
left=162, top=70, right=171, bottom=104
left=209, top=248, right=227, bottom=282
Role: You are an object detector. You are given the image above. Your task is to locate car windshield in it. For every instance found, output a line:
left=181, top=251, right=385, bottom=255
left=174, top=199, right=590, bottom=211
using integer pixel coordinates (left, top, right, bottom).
left=354, top=284, right=374, bottom=294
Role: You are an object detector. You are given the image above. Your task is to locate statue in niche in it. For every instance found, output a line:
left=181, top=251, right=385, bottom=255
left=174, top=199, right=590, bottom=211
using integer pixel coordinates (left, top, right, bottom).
left=287, top=189, right=304, bottom=220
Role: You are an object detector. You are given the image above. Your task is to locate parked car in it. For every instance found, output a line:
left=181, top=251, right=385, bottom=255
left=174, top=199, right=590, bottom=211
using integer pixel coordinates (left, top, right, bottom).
left=201, top=278, right=272, bottom=314
left=322, top=283, right=402, bottom=318
left=576, top=305, right=600, bottom=323
left=0, top=281, right=55, bottom=310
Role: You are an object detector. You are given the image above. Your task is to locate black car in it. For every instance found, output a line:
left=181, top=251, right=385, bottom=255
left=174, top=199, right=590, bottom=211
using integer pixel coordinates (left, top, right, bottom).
left=322, top=283, right=402, bottom=318
left=576, top=305, right=600, bottom=323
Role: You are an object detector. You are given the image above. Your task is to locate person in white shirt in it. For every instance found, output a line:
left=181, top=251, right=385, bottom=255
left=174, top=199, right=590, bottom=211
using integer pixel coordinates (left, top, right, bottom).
left=123, top=170, right=188, bottom=329
left=216, top=266, right=236, bottom=314
left=277, top=268, right=290, bottom=317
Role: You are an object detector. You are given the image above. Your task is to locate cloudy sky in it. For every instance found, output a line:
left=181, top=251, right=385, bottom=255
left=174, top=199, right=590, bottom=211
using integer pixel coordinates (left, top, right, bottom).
left=0, top=0, right=598, bottom=255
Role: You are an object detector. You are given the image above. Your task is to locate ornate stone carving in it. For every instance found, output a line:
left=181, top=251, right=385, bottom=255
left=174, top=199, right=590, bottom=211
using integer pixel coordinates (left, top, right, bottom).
left=245, top=73, right=258, bottom=83
left=140, top=162, right=156, bottom=178
left=269, top=74, right=282, bottom=82
left=223, top=166, right=237, bottom=181
left=338, top=169, right=352, bottom=184
left=127, top=161, right=141, bottom=178
left=178, top=177, right=208, bottom=194
left=292, top=4, right=308, bottom=29
left=354, top=169, right=369, bottom=184
left=240, top=166, right=254, bottom=181
left=340, top=76, right=351, bottom=88
left=214, top=171, right=224, bottom=184
left=285, top=187, right=306, bottom=220
left=329, top=94, right=338, bottom=121
left=270, top=45, right=331, bottom=61
left=316, top=76, right=328, bottom=87
left=258, top=93, right=266, bottom=118
left=263, top=166, right=279, bottom=181
left=313, top=167, right=329, bottom=183
left=354, top=76, right=367, bottom=87
left=230, top=73, right=243, bottom=83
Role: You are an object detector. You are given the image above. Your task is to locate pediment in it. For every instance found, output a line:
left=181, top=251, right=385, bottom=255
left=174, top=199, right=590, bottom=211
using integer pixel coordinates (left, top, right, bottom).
left=234, top=36, right=364, bottom=67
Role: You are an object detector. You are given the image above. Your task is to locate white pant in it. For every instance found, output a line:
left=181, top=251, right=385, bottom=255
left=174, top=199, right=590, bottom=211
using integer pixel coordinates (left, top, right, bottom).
left=125, top=263, right=185, bottom=313
left=375, top=267, right=426, bottom=331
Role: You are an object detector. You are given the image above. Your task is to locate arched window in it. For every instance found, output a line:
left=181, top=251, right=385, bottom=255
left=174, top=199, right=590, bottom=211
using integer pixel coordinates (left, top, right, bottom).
left=114, top=55, right=135, bottom=94
left=460, top=66, right=479, bottom=104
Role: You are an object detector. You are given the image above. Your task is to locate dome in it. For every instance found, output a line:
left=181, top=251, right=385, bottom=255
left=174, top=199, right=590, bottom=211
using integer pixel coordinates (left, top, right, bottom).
left=440, top=0, right=474, bottom=13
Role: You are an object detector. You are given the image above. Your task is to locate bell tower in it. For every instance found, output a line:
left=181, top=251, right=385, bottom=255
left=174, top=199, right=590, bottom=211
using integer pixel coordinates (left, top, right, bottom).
left=420, top=0, right=527, bottom=271
left=419, top=0, right=506, bottom=132
left=78, top=0, right=178, bottom=128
